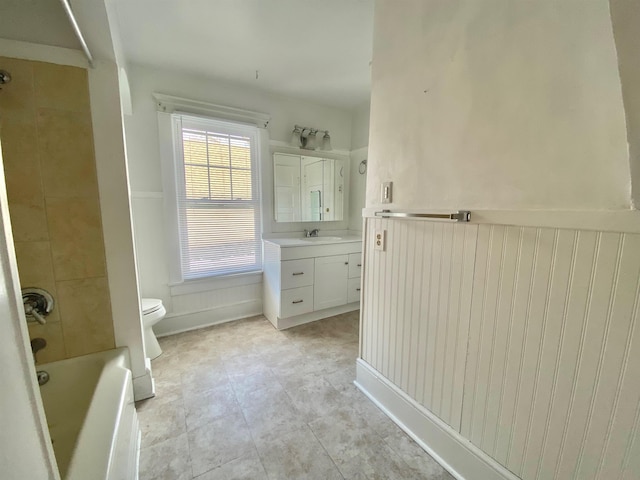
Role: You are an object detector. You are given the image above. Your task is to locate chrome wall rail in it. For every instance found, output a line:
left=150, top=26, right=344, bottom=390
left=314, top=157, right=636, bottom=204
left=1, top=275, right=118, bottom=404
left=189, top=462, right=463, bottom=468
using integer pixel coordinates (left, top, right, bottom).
left=375, top=210, right=471, bottom=222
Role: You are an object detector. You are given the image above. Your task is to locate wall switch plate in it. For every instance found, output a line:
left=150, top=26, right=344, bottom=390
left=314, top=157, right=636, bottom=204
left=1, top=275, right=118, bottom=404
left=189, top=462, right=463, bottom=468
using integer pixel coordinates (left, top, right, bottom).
left=381, top=182, right=392, bottom=204
left=375, top=230, right=386, bottom=251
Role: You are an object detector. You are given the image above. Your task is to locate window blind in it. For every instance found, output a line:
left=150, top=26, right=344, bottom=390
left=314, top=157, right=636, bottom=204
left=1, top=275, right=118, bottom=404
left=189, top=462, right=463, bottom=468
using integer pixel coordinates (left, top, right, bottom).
left=172, top=114, right=262, bottom=280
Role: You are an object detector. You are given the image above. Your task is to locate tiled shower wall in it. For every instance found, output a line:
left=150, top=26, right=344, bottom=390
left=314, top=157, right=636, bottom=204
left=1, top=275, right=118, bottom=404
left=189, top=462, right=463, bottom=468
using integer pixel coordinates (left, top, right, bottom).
left=0, top=56, right=114, bottom=363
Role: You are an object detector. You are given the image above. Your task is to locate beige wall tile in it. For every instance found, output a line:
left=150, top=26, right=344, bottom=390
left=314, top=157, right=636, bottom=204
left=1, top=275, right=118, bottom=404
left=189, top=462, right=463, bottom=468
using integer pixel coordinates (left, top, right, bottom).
left=0, top=56, right=35, bottom=124
left=28, top=321, right=66, bottom=364
left=57, top=277, right=114, bottom=357
left=1, top=121, right=48, bottom=242
left=14, top=241, right=60, bottom=323
left=5, top=202, right=49, bottom=243
left=46, top=196, right=107, bottom=281
left=33, top=62, right=90, bottom=113
left=1, top=57, right=115, bottom=361
left=37, top=108, right=98, bottom=198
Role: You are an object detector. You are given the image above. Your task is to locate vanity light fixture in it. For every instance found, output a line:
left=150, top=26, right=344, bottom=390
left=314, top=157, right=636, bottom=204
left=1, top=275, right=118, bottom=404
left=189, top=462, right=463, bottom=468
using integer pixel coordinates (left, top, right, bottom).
left=290, top=124, right=332, bottom=151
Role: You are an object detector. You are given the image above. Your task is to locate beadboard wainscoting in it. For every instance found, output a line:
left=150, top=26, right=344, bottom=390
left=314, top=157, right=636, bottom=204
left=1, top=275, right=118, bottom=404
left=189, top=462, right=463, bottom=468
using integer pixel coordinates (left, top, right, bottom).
left=357, top=217, right=640, bottom=480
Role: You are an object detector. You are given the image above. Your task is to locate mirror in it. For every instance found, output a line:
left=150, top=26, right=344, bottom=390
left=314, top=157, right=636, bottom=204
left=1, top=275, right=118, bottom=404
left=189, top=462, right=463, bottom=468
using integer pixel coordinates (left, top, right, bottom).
left=274, top=153, right=345, bottom=223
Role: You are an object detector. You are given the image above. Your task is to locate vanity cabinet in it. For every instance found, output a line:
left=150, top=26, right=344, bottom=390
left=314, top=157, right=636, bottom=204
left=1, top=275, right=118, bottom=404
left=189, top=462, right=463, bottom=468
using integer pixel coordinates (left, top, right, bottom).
left=314, top=255, right=349, bottom=310
left=263, top=237, right=362, bottom=329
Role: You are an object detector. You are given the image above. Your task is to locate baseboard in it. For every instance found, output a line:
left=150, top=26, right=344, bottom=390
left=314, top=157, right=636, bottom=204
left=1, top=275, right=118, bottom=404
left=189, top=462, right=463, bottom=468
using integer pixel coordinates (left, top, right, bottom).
left=355, top=359, right=521, bottom=480
left=153, top=299, right=262, bottom=337
left=132, top=370, right=155, bottom=402
left=274, top=302, right=359, bottom=330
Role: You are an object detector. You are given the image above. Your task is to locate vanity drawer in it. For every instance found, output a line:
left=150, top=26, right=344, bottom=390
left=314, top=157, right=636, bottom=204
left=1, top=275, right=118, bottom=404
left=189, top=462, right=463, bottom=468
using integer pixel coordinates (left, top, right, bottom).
left=348, top=253, right=362, bottom=278
left=281, top=258, right=314, bottom=289
left=348, top=277, right=361, bottom=303
left=281, top=286, right=314, bottom=318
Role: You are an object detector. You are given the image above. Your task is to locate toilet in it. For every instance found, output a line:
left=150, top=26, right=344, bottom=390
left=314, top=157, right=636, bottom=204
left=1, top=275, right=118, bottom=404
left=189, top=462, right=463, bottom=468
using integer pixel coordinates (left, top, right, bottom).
left=141, top=298, right=166, bottom=360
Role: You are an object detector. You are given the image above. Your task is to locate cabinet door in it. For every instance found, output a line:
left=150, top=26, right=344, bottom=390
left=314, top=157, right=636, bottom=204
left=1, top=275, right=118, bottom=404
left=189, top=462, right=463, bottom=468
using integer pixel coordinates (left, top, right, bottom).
left=348, top=277, right=361, bottom=303
left=314, top=255, right=348, bottom=310
left=348, top=252, right=362, bottom=278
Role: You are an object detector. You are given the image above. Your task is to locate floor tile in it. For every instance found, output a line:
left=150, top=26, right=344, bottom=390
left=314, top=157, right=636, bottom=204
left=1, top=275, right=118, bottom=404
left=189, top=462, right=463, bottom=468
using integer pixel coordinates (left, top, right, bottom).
left=188, top=411, right=255, bottom=477
left=183, top=383, right=241, bottom=432
left=281, top=375, right=345, bottom=422
left=336, top=440, right=419, bottom=480
left=254, top=426, right=343, bottom=480
left=139, top=433, right=191, bottom=480
left=137, top=398, right=186, bottom=448
left=309, top=406, right=386, bottom=466
left=139, top=313, right=453, bottom=480
left=193, top=448, right=268, bottom=480
left=383, top=430, right=454, bottom=479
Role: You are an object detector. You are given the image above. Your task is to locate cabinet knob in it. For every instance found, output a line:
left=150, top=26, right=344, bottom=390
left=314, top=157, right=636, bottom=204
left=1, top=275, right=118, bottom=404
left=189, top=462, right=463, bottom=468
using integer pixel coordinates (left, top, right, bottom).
left=356, top=288, right=361, bottom=292
left=292, top=300, right=303, bottom=304
left=345, top=262, right=349, bottom=265
left=292, top=272, right=304, bottom=276
left=357, top=264, right=362, bottom=267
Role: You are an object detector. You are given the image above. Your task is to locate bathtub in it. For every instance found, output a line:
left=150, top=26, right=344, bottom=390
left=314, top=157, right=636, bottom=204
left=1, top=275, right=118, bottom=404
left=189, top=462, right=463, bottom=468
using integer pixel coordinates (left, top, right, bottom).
left=38, top=348, right=140, bottom=480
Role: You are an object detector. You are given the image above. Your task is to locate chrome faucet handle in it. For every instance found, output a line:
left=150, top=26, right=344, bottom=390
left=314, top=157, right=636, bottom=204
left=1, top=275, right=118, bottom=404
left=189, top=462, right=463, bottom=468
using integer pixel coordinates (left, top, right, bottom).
left=310, top=229, right=320, bottom=237
left=303, top=229, right=310, bottom=238
left=22, top=288, right=54, bottom=325
left=24, top=303, right=46, bottom=325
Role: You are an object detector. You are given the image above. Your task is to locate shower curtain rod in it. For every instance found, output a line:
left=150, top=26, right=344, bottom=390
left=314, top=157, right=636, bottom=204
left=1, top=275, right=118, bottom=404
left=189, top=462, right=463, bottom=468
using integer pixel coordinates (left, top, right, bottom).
left=59, top=0, right=94, bottom=67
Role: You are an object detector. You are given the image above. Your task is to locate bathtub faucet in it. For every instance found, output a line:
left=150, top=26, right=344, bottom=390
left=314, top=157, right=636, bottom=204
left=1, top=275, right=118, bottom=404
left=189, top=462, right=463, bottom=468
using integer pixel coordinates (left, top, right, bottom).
left=22, top=288, right=54, bottom=325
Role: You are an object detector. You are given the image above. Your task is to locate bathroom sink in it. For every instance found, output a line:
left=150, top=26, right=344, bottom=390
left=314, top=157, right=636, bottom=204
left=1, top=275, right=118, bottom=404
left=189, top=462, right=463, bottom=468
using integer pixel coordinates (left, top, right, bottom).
left=302, top=236, right=343, bottom=242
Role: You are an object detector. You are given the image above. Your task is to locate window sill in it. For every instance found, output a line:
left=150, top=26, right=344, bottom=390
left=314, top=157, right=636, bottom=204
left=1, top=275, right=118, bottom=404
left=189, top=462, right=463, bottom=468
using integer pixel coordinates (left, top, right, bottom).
left=169, top=270, right=263, bottom=296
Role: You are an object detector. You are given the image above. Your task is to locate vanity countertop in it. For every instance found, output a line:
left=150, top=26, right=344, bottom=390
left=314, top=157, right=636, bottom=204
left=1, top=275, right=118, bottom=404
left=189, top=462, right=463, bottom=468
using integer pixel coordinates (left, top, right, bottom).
left=264, top=235, right=362, bottom=247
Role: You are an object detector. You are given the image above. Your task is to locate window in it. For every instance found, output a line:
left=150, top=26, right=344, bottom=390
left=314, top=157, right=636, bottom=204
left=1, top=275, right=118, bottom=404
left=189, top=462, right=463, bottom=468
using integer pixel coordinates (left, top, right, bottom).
left=170, top=114, right=262, bottom=280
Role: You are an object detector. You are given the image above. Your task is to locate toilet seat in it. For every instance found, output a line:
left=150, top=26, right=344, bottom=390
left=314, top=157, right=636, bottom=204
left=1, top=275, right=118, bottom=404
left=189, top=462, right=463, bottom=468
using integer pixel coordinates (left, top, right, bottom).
left=142, top=298, right=163, bottom=315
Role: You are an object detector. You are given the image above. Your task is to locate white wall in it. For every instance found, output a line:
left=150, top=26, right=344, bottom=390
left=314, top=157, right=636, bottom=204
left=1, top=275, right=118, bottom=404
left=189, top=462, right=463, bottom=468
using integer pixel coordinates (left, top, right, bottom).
left=351, top=101, right=371, bottom=151
left=610, top=0, right=640, bottom=208
left=124, top=63, right=357, bottom=329
left=367, top=0, right=632, bottom=212
left=348, top=101, right=370, bottom=231
left=357, top=1, right=640, bottom=479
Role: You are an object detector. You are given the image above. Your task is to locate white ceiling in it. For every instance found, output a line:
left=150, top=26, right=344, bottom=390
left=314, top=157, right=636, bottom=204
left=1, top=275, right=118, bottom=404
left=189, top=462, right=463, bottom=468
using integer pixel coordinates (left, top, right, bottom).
left=0, top=0, right=374, bottom=110
left=113, top=0, right=374, bottom=110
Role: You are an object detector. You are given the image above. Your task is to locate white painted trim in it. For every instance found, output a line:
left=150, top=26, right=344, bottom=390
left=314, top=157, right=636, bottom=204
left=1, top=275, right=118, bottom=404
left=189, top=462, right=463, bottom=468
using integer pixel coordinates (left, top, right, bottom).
left=152, top=92, right=271, bottom=127
left=88, top=61, right=151, bottom=400
left=130, top=191, right=163, bottom=199
left=169, top=271, right=262, bottom=296
left=273, top=302, right=359, bottom=330
left=132, top=370, right=155, bottom=402
left=355, top=359, right=521, bottom=480
left=268, top=139, right=351, bottom=158
left=154, top=299, right=262, bottom=337
left=350, top=146, right=368, bottom=158
left=0, top=38, right=87, bottom=68
left=362, top=207, right=640, bottom=234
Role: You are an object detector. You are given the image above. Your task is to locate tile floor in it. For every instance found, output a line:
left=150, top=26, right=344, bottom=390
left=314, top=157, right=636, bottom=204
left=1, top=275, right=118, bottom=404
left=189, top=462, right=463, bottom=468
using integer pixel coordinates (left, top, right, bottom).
left=136, top=311, right=454, bottom=480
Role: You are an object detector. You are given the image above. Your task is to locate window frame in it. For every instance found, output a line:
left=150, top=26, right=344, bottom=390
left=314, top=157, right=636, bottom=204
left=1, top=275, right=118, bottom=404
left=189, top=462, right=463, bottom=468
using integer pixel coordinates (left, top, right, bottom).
left=159, top=111, right=264, bottom=284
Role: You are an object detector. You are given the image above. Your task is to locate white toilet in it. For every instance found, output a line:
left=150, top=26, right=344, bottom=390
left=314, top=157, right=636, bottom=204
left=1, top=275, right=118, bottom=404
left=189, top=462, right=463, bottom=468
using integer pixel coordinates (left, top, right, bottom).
left=141, top=298, right=166, bottom=360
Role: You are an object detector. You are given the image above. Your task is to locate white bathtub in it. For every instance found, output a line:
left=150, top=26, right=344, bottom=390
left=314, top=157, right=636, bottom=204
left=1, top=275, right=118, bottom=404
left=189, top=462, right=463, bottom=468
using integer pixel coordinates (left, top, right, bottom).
left=38, top=348, right=140, bottom=480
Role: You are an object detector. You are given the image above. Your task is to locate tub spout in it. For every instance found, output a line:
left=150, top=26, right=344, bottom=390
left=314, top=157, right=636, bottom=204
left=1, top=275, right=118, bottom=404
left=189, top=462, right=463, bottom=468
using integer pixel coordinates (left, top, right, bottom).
left=31, top=337, right=47, bottom=363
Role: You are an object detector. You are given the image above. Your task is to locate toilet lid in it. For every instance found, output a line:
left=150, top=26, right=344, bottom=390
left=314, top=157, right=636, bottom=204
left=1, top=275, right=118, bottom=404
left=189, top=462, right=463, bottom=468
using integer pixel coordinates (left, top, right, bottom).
left=142, top=298, right=163, bottom=315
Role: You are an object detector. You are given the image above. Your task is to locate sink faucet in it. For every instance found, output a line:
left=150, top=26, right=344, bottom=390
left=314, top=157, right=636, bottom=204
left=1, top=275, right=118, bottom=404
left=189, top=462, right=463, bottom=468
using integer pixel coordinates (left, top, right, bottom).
left=304, top=228, right=319, bottom=238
